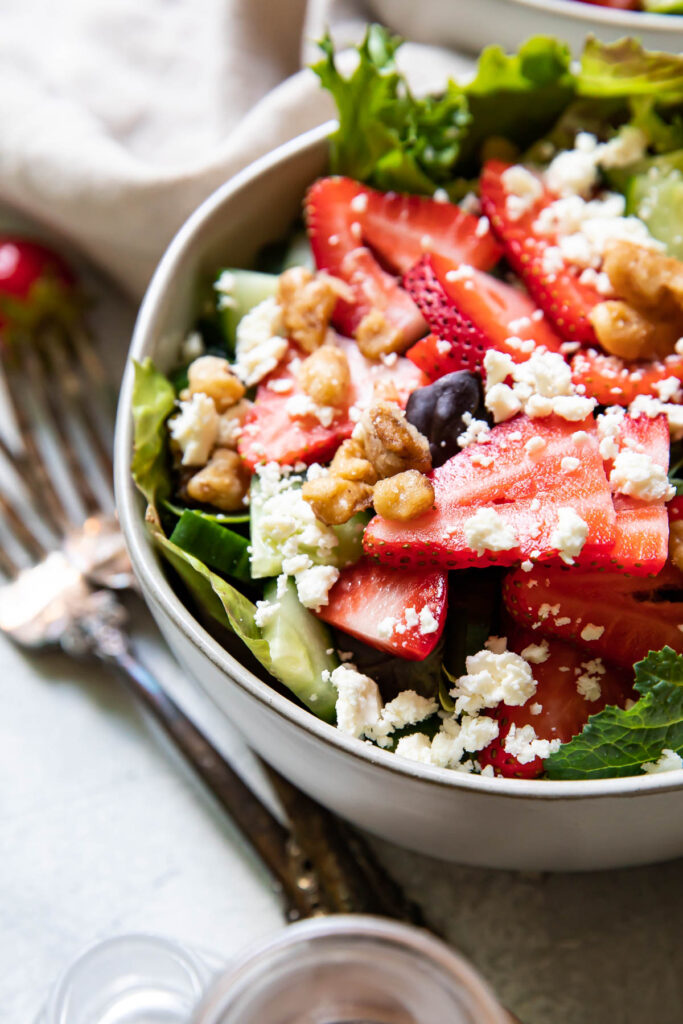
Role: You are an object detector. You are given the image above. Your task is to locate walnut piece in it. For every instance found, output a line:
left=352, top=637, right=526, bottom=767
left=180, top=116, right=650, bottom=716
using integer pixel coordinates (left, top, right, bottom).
left=359, top=401, right=432, bottom=479
left=301, top=474, right=374, bottom=526
left=186, top=448, right=250, bottom=512
left=188, top=355, right=245, bottom=412
left=216, top=399, right=252, bottom=449
left=329, top=438, right=377, bottom=484
left=373, top=470, right=435, bottom=521
left=277, top=267, right=352, bottom=353
left=603, top=239, right=683, bottom=322
left=355, top=309, right=406, bottom=360
left=298, top=346, right=350, bottom=406
left=589, top=300, right=680, bottom=361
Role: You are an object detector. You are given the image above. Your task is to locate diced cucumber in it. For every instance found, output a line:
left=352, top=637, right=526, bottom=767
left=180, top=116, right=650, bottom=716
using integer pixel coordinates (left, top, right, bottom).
left=626, top=168, right=683, bottom=260
left=213, top=269, right=278, bottom=354
left=642, top=0, right=683, bottom=10
left=281, top=231, right=314, bottom=271
left=261, top=577, right=338, bottom=721
left=249, top=474, right=370, bottom=579
left=169, top=510, right=251, bottom=582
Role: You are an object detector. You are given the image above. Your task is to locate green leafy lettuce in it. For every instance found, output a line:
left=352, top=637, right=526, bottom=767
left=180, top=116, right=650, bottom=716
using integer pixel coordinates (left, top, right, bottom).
left=578, top=38, right=683, bottom=101
left=546, top=648, right=683, bottom=780
left=130, top=359, right=336, bottom=722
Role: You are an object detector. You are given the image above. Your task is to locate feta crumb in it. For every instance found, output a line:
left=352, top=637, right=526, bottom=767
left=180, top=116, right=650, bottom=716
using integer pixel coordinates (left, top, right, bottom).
left=168, top=393, right=218, bottom=466
left=433, top=188, right=450, bottom=203
left=285, top=392, right=336, bottom=429
left=550, top=507, right=588, bottom=565
left=580, top=623, right=604, bottom=642
left=484, top=636, right=508, bottom=654
left=234, top=297, right=288, bottom=386
left=521, top=640, right=550, bottom=664
left=350, top=192, right=368, bottom=213
left=530, top=703, right=543, bottom=716
left=331, top=665, right=382, bottom=738
left=475, top=216, right=490, bottom=238
left=545, top=132, right=599, bottom=197
left=267, top=377, right=293, bottom=394
left=609, top=450, right=675, bottom=502
left=504, top=723, right=562, bottom=764
left=445, top=264, right=475, bottom=283
left=367, top=691, right=438, bottom=747
left=521, top=560, right=534, bottom=572
left=561, top=456, right=580, bottom=474
left=525, top=436, right=547, bottom=458
left=597, top=126, right=647, bottom=170
left=254, top=599, right=280, bottom=628
left=295, top=564, right=340, bottom=611
left=450, top=649, right=536, bottom=716
left=501, top=165, right=544, bottom=219
left=464, top=507, right=518, bottom=556
left=418, top=606, right=439, bottom=635
left=653, top=376, right=682, bottom=403
left=485, top=383, right=522, bottom=423
left=641, top=749, right=683, bottom=774
left=457, top=411, right=491, bottom=448
left=181, top=330, right=205, bottom=362
left=377, top=616, right=397, bottom=640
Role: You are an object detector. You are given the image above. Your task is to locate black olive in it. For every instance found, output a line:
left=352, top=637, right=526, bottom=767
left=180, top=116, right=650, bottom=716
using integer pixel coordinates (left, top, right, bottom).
left=405, top=371, right=489, bottom=467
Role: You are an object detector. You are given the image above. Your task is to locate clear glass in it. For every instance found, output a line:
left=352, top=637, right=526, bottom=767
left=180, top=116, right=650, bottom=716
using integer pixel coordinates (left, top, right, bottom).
left=193, top=916, right=510, bottom=1024
left=40, top=933, right=214, bottom=1024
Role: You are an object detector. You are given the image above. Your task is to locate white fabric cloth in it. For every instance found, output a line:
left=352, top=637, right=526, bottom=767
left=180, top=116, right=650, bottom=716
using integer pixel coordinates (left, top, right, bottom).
left=0, top=0, right=473, bottom=297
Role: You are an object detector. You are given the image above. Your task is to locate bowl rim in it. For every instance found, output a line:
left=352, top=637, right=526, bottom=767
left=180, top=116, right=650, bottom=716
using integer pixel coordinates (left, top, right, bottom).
left=114, top=120, right=683, bottom=802
left=499, top=0, right=683, bottom=30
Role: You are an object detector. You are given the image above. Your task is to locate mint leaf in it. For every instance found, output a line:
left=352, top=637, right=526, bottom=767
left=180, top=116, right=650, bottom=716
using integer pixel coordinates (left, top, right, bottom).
left=546, top=647, right=683, bottom=780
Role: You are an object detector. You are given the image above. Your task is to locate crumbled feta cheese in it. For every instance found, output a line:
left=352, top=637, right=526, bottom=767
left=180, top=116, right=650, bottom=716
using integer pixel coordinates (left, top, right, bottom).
left=433, top=188, right=450, bottom=204
left=377, top=617, right=397, bottom=640
left=550, top=507, right=589, bottom=566
left=504, top=723, right=562, bottom=764
left=521, top=560, right=534, bottom=572
left=450, top=649, right=536, bottom=716
left=654, top=377, right=682, bottom=403
left=575, top=657, right=604, bottom=702
left=475, top=216, right=490, bottom=238
left=445, top=264, right=475, bottom=283
left=609, top=450, right=675, bottom=502
left=521, top=641, right=550, bottom=664
left=471, top=452, right=494, bottom=468
left=267, top=377, right=293, bottom=394
left=561, top=456, right=580, bottom=474
left=571, top=430, right=590, bottom=447
left=285, top=393, right=336, bottom=429
left=580, top=623, right=604, bottom=642
left=418, top=606, right=439, bottom=635
left=181, top=330, right=205, bottom=362
left=396, top=714, right=500, bottom=770
left=484, top=348, right=596, bottom=424
left=464, top=507, right=518, bottom=556
left=501, top=165, right=544, bottom=219
left=234, top=297, right=288, bottom=386
left=525, top=436, right=547, bottom=458
left=168, top=393, right=218, bottom=466
left=295, top=565, right=340, bottom=611
left=457, top=411, right=491, bottom=448
left=254, top=599, right=280, bottom=628
left=459, top=191, right=481, bottom=215
left=367, top=691, right=438, bottom=747
left=485, top=383, right=523, bottom=423
left=641, top=749, right=683, bottom=774
left=530, top=703, right=543, bottom=716
left=484, top=349, right=516, bottom=387
left=597, top=126, right=647, bottom=170
left=484, top=636, right=508, bottom=655
left=331, top=665, right=382, bottom=739
left=350, top=192, right=368, bottom=213
left=545, top=133, right=600, bottom=198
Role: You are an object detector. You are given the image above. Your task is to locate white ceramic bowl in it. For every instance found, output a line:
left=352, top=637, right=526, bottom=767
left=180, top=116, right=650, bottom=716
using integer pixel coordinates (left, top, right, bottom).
left=372, top=0, right=683, bottom=55
left=114, top=123, right=683, bottom=871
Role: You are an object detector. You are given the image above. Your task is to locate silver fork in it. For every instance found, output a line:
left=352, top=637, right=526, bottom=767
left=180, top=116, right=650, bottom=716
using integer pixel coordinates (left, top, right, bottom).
left=0, top=312, right=427, bottom=930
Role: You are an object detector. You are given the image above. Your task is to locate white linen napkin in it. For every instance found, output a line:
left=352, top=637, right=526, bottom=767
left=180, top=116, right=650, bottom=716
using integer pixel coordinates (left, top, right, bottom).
left=0, top=0, right=473, bottom=298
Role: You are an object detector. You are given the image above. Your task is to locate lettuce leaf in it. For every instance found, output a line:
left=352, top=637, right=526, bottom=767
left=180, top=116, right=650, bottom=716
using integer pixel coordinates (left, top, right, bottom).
left=546, top=648, right=683, bottom=780
left=578, top=38, right=683, bottom=101
left=131, top=358, right=176, bottom=505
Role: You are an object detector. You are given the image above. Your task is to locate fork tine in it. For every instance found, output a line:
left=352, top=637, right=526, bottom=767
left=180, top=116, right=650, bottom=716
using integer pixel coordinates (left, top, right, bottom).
left=12, top=340, right=102, bottom=518
left=38, top=317, right=113, bottom=477
left=0, top=539, right=18, bottom=578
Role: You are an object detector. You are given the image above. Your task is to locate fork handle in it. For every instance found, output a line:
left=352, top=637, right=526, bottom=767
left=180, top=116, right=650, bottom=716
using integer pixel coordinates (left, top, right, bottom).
left=106, top=646, right=320, bottom=921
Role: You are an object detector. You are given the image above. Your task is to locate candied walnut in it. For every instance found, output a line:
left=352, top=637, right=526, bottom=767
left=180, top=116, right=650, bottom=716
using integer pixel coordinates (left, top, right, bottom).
left=373, top=470, right=435, bottom=521
left=329, top=438, right=377, bottom=484
left=301, top=474, right=374, bottom=525
left=589, top=300, right=680, bottom=362
left=277, top=267, right=352, bottom=353
left=603, top=240, right=683, bottom=323
left=355, top=309, right=407, bottom=360
left=359, top=401, right=432, bottom=479
left=186, top=448, right=250, bottom=512
left=298, top=346, right=350, bottom=406
left=188, top=355, right=245, bottom=412
left=669, top=520, right=683, bottom=574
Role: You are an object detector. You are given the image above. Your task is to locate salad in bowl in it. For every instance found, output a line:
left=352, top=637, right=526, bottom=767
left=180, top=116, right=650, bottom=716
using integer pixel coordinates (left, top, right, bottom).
left=130, top=31, right=683, bottom=786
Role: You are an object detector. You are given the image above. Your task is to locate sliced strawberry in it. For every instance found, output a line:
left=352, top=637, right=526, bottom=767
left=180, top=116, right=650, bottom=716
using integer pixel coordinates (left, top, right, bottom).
left=601, top=413, right=670, bottom=576
left=316, top=558, right=447, bottom=660
left=572, top=348, right=683, bottom=405
left=479, top=630, right=634, bottom=778
left=404, top=253, right=563, bottom=379
left=238, top=337, right=426, bottom=469
left=480, top=160, right=602, bottom=344
left=306, top=177, right=426, bottom=342
left=0, top=236, right=76, bottom=336
left=404, top=333, right=464, bottom=380
left=362, top=188, right=502, bottom=275
left=503, top=563, right=683, bottom=669
left=668, top=496, right=683, bottom=522
left=363, top=415, right=616, bottom=570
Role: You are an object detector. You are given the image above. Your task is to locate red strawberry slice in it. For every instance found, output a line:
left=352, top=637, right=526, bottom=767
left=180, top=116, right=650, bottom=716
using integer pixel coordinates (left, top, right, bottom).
left=404, top=333, right=464, bottom=380
left=478, top=630, right=634, bottom=778
left=601, top=413, right=670, bottom=576
left=362, top=187, right=502, bottom=275
left=571, top=348, right=683, bottom=406
left=480, top=160, right=603, bottom=344
left=363, top=415, right=616, bottom=570
left=238, top=337, right=427, bottom=469
left=306, top=176, right=427, bottom=342
left=404, top=253, right=563, bottom=379
left=316, top=558, right=447, bottom=660
left=503, top=563, right=683, bottom=669
left=668, top=496, right=683, bottom=521
left=0, top=235, right=76, bottom=336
